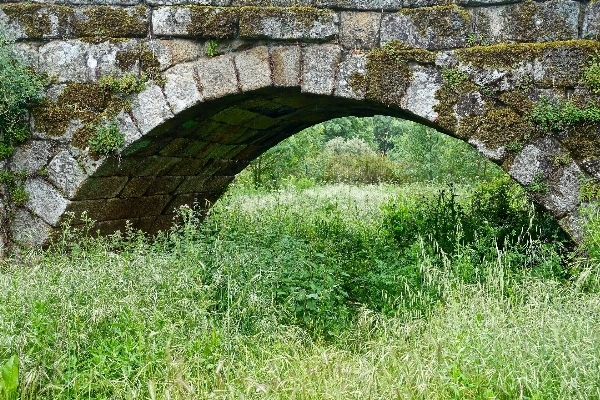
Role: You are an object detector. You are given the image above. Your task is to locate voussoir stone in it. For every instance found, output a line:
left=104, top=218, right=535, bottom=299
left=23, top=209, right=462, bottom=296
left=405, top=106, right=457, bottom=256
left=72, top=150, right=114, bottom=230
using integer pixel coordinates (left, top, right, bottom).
left=39, top=41, right=90, bottom=83
left=334, top=53, right=367, bottom=99
left=47, top=150, right=88, bottom=198
left=24, top=178, right=69, bottom=226
left=164, top=62, right=203, bottom=114
left=234, top=46, right=271, bottom=92
left=11, top=209, right=52, bottom=246
left=195, top=55, right=239, bottom=100
left=131, top=84, right=175, bottom=135
left=271, top=46, right=301, bottom=87
left=301, top=44, right=341, bottom=96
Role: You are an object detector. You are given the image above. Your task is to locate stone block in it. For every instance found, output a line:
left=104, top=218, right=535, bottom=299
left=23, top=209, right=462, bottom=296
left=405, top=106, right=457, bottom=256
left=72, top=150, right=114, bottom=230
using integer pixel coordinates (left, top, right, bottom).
left=152, top=6, right=191, bottom=36
left=25, top=178, right=68, bottom=226
left=339, top=12, right=381, bottom=50
left=9, top=140, right=54, bottom=173
left=509, top=144, right=542, bottom=186
left=64, top=199, right=107, bottom=223
left=381, top=6, right=471, bottom=50
left=334, top=53, right=367, bottom=99
left=71, top=176, right=129, bottom=200
left=584, top=1, right=600, bottom=40
left=11, top=209, right=51, bottom=246
left=232, top=0, right=313, bottom=5
left=194, top=55, right=239, bottom=100
left=119, top=176, right=155, bottom=198
left=100, top=195, right=170, bottom=219
left=271, top=46, right=301, bottom=87
left=475, top=1, right=579, bottom=45
left=12, top=42, right=39, bottom=69
left=174, top=175, right=234, bottom=194
left=239, top=7, right=338, bottom=41
left=164, top=62, right=203, bottom=114
left=71, top=6, right=149, bottom=38
left=130, top=84, right=175, bottom=135
left=39, top=40, right=90, bottom=83
left=150, top=39, right=206, bottom=71
left=70, top=0, right=142, bottom=5
left=153, top=6, right=238, bottom=38
left=85, top=40, right=140, bottom=80
left=163, top=193, right=197, bottom=214
left=145, top=176, right=185, bottom=195
left=47, top=150, right=89, bottom=198
left=403, top=64, right=442, bottom=122
left=0, top=4, right=71, bottom=40
left=301, top=44, right=341, bottom=96
left=148, top=0, right=229, bottom=4
left=133, top=156, right=182, bottom=176
left=116, top=110, right=143, bottom=148
left=168, top=158, right=209, bottom=175
left=235, top=46, right=272, bottom=92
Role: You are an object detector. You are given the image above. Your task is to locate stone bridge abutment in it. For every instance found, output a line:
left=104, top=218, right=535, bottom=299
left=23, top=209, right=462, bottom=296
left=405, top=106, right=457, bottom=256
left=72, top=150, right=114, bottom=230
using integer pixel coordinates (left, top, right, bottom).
left=2, top=0, right=600, bottom=252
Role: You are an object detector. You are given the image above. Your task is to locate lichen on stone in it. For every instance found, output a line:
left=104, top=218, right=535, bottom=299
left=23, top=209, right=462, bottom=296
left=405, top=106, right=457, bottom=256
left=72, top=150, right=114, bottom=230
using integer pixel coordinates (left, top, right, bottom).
left=400, top=5, right=472, bottom=39
left=238, top=6, right=335, bottom=37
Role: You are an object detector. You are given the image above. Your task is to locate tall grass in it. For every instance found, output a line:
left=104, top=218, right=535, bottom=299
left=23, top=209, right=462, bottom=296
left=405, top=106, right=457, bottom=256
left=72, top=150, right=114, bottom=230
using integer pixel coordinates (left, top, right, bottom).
left=1, top=183, right=600, bottom=399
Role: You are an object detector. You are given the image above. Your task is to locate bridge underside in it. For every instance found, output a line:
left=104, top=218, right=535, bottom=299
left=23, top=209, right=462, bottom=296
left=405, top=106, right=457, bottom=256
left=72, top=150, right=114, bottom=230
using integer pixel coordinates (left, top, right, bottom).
left=64, top=88, right=413, bottom=236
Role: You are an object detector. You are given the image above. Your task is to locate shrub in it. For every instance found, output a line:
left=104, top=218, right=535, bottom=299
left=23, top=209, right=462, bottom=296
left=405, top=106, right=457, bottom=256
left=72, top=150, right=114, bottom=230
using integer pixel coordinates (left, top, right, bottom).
left=0, top=31, right=46, bottom=159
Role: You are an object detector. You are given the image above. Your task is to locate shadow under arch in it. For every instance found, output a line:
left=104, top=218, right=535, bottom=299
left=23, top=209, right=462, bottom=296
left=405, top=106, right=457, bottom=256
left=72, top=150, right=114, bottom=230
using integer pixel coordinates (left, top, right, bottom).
left=64, top=86, right=456, bottom=235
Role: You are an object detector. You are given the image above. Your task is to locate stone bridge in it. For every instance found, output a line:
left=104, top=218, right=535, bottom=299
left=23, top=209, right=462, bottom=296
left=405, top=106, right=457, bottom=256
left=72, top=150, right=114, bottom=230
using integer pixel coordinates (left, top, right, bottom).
left=2, top=0, right=600, bottom=253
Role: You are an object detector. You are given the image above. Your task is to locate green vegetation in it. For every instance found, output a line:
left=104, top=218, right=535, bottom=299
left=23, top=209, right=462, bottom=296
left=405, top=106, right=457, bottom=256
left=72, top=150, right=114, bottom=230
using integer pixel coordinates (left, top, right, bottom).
left=238, top=117, right=504, bottom=190
left=88, top=118, right=125, bottom=155
left=582, top=53, right=600, bottom=94
left=206, top=39, right=218, bottom=57
left=2, top=178, right=598, bottom=398
left=0, top=170, right=28, bottom=207
left=0, top=31, right=46, bottom=160
left=530, top=95, right=600, bottom=133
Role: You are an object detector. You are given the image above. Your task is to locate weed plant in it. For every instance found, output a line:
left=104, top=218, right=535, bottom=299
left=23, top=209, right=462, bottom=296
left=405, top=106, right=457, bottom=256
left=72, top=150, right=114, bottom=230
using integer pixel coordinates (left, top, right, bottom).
left=1, top=183, right=599, bottom=399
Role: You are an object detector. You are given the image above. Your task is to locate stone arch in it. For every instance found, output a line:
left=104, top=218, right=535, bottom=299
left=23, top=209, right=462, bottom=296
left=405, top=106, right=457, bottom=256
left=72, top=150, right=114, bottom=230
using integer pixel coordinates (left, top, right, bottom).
left=3, top=0, right=600, bottom=250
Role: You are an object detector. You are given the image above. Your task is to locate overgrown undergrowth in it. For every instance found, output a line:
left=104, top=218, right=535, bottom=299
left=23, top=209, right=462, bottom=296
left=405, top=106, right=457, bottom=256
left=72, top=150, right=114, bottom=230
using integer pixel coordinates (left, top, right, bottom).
left=1, top=183, right=600, bottom=399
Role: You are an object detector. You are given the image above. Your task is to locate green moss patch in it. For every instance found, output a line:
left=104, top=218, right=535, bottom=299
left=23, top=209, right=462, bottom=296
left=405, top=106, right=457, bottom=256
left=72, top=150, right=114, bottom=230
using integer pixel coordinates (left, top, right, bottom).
left=349, top=41, right=435, bottom=107
left=72, top=6, right=148, bottom=40
left=464, top=108, right=531, bottom=149
left=1, top=4, right=71, bottom=38
left=433, top=81, right=479, bottom=133
left=186, top=7, right=239, bottom=39
left=456, top=40, right=600, bottom=70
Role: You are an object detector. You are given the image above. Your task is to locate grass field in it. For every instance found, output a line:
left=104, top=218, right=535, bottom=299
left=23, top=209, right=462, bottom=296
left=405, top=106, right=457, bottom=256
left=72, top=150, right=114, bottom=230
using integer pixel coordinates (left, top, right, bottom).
left=1, top=183, right=600, bottom=399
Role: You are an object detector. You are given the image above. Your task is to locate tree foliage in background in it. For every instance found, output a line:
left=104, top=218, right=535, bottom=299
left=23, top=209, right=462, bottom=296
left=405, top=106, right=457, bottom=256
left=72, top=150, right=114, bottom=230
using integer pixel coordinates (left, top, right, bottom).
left=0, top=30, right=46, bottom=159
left=237, top=116, right=504, bottom=190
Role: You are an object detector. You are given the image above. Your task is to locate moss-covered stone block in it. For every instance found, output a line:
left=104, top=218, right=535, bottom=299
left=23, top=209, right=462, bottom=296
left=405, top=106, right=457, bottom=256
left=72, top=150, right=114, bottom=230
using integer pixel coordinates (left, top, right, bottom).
left=381, top=5, right=472, bottom=50
left=0, top=4, right=72, bottom=39
left=72, top=6, right=149, bottom=39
